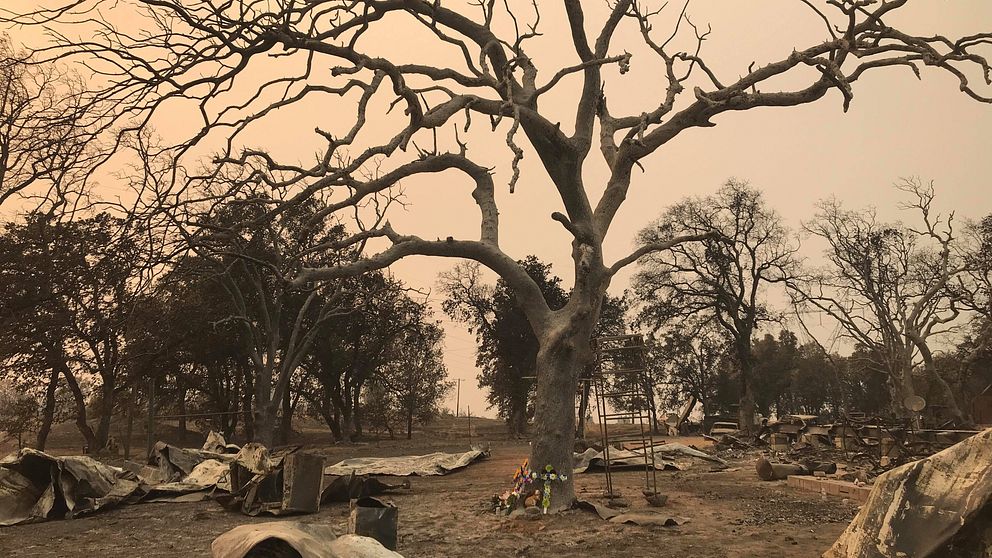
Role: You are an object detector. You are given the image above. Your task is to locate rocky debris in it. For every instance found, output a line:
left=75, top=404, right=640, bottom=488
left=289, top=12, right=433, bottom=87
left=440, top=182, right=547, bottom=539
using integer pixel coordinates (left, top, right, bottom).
left=732, top=494, right=857, bottom=526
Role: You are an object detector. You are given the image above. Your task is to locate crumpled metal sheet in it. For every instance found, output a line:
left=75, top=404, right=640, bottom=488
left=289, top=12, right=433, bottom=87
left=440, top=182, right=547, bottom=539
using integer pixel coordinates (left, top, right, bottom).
left=202, top=431, right=241, bottom=454
left=573, top=442, right=725, bottom=474
left=142, top=458, right=233, bottom=502
left=0, top=438, right=316, bottom=526
left=0, top=449, right=148, bottom=526
left=139, top=450, right=242, bottom=504
left=572, top=447, right=679, bottom=473
left=575, top=500, right=690, bottom=526
left=320, top=473, right=410, bottom=504
left=824, top=427, right=992, bottom=558
left=148, top=441, right=236, bottom=481
left=218, top=449, right=324, bottom=517
left=652, top=442, right=727, bottom=464
left=609, top=512, right=690, bottom=526
left=210, top=521, right=404, bottom=558
left=323, top=450, right=486, bottom=477
left=232, top=443, right=275, bottom=475
left=185, top=459, right=233, bottom=492
left=0, top=467, right=44, bottom=526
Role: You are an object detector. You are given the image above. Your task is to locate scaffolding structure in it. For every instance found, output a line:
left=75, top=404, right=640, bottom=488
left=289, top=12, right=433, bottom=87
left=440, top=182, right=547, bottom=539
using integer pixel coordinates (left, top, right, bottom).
left=592, top=334, right=658, bottom=500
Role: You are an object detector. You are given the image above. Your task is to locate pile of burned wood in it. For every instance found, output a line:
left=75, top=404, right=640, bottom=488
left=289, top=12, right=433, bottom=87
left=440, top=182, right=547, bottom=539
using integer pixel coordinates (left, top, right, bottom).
left=707, top=413, right=981, bottom=471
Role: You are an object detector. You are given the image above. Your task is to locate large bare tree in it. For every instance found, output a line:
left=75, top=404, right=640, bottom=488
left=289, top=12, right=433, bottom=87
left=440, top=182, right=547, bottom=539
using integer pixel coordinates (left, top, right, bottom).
left=944, top=214, right=992, bottom=404
left=174, top=181, right=355, bottom=446
left=0, top=35, right=101, bottom=210
left=7, top=0, right=990, bottom=509
left=633, top=180, right=799, bottom=433
left=788, top=180, right=969, bottom=424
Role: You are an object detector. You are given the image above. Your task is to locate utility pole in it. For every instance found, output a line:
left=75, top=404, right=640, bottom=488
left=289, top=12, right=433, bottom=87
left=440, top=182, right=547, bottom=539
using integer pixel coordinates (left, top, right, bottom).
left=455, top=378, right=463, bottom=418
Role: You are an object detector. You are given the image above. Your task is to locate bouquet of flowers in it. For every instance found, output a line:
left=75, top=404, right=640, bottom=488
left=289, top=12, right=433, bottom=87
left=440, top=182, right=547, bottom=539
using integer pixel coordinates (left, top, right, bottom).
left=537, top=464, right=567, bottom=514
left=493, top=459, right=534, bottom=514
left=493, top=460, right=568, bottom=515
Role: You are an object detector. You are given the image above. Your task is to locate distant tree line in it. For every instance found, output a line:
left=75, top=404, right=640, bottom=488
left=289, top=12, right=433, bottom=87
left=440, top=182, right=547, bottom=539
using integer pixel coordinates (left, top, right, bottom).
left=3, top=0, right=990, bottom=512
left=1, top=11, right=990, bottom=451
left=0, top=177, right=452, bottom=451
left=441, top=180, right=992, bottom=434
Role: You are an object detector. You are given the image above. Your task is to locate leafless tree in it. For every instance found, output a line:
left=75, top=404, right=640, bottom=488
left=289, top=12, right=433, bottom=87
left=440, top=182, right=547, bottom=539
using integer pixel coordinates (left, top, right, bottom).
left=633, top=180, right=799, bottom=433
left=170, top=177, right=356, bottom=446
left=6, top=0, right=990, bottom=509
left=0, top=35, right=100, bottom=211
left=956, top=218, right=992, bottom=322
left=788, top=179, right=969, bottom=424
left=946, top=213, right=992, bottom=392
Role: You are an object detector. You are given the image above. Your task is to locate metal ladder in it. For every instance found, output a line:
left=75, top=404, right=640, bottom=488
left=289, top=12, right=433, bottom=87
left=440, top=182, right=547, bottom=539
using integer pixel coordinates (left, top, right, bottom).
left=592, top=334, right=658, bottom=500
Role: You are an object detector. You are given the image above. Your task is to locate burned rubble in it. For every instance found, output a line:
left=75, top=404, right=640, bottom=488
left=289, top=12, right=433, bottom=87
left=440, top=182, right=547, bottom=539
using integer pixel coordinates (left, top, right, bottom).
left=0, top=432, right=456, bottom=526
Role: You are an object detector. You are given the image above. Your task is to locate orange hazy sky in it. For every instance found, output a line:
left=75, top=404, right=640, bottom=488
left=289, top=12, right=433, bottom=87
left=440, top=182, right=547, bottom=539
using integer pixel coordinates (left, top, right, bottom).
left=7, top=1, right=992, bottom=418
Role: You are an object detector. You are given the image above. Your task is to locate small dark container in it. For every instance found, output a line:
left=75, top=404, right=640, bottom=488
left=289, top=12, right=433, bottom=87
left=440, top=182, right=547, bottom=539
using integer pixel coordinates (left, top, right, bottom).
left=348, top=497, right=398, bottom=551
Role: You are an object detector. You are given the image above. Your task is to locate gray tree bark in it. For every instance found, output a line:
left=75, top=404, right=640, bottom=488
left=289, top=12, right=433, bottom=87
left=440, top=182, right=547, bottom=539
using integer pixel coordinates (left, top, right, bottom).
left=35, top=367, right=60, bottom=451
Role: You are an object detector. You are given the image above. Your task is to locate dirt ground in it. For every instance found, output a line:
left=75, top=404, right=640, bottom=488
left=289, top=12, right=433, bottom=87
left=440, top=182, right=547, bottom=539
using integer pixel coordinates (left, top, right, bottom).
left=0, top=418, right=857, bottom=557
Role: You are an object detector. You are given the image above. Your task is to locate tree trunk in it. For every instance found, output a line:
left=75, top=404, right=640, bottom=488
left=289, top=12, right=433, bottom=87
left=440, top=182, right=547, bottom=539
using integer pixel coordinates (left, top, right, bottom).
left=352, top=389, right=364, bottom=439
left=530, top=320, right=591, bottom=512
left=508, top=405, right=527, bottom=438
left=645, top=381, right=660, bottom=434
left=253, top=361, right=276, bottom=445
left=893, top=363, right=918, bottom=419
left=61, top=366, right=97, bottom=451
left=177, top=386, right=188, bottom=443
left=124, top=389, right=134, bottom=460
left=227, top=400, right=240, bottom=439
left=317, top=406, right=337, bottom=441
left=35, top=368, right=60, bottom=451
left=95, top=376, right=116, bottom=449
left=924, top=367, right=967, bottom=424
left=910, top=335, right=969, bottom=426
left=342, top=405, right=358, bottom=442
left=328, top=407, right=343, bottom=441
left=738, top=356, right=757, bottom=435
left=278, top=383, right=293, bottom=445
left=254, top=404, right=276, bottom=447
left=406, top=410, right=413, bottom=440
left=240, top=371, right=254, bottom=441
left=576, top=372, right=591, bottom=439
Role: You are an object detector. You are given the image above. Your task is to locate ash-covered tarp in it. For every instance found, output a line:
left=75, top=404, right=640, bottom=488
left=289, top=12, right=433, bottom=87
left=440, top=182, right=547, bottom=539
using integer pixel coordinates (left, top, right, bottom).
left=824, top=427, right=992, bottom=558
left=573, top=442, right=725, bottom=473
left=0, top=449, right=147, bottom=526
left=211, top=521, right=404, bottom=558
left=323, top=450, right=487, bottom=477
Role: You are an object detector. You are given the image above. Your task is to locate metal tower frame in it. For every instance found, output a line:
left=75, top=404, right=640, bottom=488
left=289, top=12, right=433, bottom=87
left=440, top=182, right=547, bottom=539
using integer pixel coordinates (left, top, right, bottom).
left=592, top=334, right=658, bottom=500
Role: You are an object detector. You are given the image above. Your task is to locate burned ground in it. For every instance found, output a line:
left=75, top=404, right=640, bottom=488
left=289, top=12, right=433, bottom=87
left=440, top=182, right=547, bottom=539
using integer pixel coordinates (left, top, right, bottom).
left=0, top=419, right=857, bottom=558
